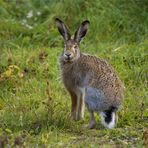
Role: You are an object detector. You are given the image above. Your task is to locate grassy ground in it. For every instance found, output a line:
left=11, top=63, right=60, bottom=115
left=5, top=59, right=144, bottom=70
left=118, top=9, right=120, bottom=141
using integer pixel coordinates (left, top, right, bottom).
left=0, top=0, right=148, bottom=147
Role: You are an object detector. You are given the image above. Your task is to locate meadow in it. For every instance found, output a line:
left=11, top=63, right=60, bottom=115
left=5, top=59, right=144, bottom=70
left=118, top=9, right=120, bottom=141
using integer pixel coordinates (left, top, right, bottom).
left=0, top=0, right=147, bottom=147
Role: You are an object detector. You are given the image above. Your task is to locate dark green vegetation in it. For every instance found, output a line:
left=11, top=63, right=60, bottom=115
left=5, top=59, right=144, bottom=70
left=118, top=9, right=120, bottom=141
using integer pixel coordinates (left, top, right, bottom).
left=0, top=0, right=147, bottom=147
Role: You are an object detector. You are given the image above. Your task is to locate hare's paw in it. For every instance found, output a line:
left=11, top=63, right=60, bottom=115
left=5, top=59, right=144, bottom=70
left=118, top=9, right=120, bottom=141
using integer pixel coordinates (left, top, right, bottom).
left=88, top=120, right=96, bottom=129
left=83, top=120, right=96, bottom=129
left=77, top=113, right=84, bottom=121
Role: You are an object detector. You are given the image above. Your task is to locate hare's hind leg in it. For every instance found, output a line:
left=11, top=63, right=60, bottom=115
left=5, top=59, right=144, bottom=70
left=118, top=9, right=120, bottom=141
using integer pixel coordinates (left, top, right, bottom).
left=87, top=111, right=96, bottom=129
left=100, top=107, right=117, bottom=129
left=69, top=92, right=77, bottom=120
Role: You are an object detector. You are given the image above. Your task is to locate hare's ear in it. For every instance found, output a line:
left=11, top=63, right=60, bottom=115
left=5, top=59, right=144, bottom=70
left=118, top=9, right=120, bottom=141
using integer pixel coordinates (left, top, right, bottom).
left=74, top=20, right=90, bottom=43
left=55, top=18, right=71, bottom=41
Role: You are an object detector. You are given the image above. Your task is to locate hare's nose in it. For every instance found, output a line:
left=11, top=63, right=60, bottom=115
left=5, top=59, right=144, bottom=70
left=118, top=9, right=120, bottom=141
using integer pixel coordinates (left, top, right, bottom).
left=65, top=53, right=71, bottom=57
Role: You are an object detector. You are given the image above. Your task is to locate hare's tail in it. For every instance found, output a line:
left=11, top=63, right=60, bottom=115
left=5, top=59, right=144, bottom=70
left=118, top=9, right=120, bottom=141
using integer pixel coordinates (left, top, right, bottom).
left=100, top=106, right=118, bottom=129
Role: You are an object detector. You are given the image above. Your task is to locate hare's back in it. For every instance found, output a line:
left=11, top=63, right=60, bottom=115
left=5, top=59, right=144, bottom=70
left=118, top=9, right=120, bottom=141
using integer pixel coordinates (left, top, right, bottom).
left=80, top=54, right=124, bottom=103
left=80, top=54, right=123, bottom=87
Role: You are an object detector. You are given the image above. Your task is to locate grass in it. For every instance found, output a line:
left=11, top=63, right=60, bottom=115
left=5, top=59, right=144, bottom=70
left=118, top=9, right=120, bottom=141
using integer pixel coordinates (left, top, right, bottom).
left=0, top=0, right=148, bottom=147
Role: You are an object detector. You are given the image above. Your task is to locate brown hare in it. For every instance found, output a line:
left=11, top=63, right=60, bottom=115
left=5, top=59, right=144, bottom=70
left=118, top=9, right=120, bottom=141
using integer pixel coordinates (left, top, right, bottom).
left=55, top=18, right=124, bottom=129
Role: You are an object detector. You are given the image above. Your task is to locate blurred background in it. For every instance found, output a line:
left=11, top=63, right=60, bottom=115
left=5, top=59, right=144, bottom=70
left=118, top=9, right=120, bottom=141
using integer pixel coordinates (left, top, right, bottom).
left=1, top=0, right=148, bottom=47
left=0, top=0, right=147, bottom=147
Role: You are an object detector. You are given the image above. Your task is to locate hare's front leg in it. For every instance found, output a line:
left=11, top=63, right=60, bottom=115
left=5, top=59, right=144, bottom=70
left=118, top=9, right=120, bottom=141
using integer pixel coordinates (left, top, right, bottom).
left=69, top=92, right=77, bottom=120
left=76, top=88, right=85, bottom=120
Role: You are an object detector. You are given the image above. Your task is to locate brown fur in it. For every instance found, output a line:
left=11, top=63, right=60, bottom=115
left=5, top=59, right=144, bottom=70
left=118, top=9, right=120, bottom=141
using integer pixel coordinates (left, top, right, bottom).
left=55, top=18, right=124, bottom=123
left=60, top=53, right=124, bottom=110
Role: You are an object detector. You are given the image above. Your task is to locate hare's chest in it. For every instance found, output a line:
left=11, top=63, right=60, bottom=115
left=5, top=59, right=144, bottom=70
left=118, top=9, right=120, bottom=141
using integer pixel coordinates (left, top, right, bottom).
left=61, top=69, right=85, bottom=90
left=62, top=71, right=79, bottom=89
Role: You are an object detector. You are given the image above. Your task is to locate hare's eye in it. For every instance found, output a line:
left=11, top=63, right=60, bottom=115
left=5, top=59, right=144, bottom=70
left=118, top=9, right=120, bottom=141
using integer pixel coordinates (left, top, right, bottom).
left=74, top=45, right=78, bottom=48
